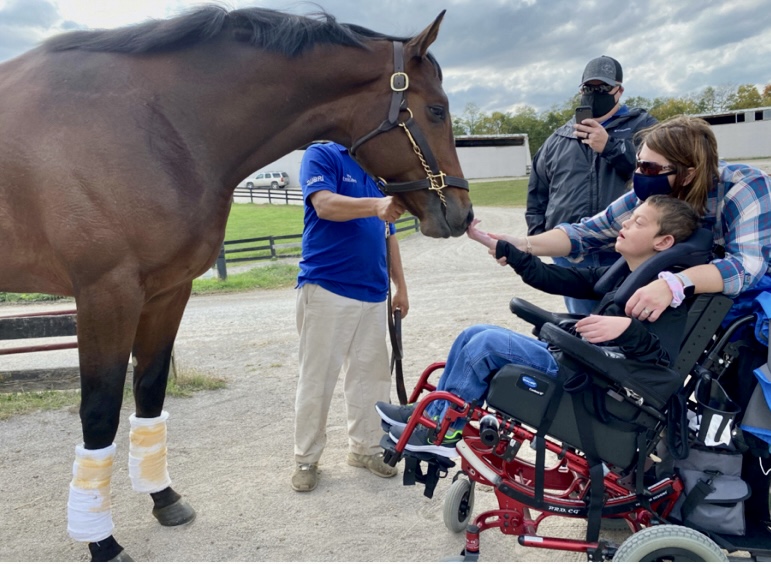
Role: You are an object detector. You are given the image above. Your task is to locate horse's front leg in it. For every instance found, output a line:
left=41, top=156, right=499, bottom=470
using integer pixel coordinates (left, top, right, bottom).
left=70, top=282, right=143, bottom=562
left=130, top=283, right=196, bottom=528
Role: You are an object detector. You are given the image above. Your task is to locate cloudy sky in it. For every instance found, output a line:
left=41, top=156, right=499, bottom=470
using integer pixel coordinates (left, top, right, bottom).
left=1, top=0, right=770, bottom=115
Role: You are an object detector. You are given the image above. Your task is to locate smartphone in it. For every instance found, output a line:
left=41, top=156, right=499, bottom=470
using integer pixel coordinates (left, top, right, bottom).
left=575, top=105, right=593, bottom=124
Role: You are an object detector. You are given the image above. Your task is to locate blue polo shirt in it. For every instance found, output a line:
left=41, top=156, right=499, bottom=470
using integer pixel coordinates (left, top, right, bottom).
left=297, top=142, right=394, bottom=302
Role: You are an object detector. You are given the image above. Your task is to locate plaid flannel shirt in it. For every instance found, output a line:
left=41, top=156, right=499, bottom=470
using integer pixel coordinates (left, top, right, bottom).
left=557, top=162, right=771, bottom=298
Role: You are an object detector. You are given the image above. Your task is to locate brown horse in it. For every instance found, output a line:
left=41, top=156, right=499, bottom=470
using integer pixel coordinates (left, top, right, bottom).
left=0, top=5, right=472, bottom=562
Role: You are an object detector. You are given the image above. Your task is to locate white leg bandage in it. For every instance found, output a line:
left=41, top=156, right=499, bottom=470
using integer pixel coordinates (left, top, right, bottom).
left=128, top=411, right=172, bottom=494
left=67, top=443, right=116, bottom=543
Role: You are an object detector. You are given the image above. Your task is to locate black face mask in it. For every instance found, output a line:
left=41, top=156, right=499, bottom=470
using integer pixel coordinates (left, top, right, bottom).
left=633, top=172, right=673, bottom=201
left=580, top=92, right=616, bottom=118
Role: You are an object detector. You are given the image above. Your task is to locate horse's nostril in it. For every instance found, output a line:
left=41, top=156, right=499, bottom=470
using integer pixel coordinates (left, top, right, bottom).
left=466, top=208, right=475, bottom=225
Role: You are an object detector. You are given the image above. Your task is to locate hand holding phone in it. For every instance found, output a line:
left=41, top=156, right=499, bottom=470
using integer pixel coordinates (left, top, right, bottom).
left=575, top=105, right=592, bottom=124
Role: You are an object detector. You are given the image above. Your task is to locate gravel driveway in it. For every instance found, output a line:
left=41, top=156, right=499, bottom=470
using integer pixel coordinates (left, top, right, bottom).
left=5, top=187, right=757, bottom=561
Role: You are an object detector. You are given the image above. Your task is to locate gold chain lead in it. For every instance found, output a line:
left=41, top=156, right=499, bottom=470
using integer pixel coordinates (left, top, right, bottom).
left=398, top=122, right=448, bottom=207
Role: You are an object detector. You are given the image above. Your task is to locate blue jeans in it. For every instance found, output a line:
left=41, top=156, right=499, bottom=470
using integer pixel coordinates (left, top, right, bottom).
left=426, top=324, right=559, bottom=423
left=552, top=253, right=621, bottom=316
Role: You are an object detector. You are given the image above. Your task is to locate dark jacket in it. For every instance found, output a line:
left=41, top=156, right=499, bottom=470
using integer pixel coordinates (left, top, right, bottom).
left=496, top=240, right=687, bottom=367
left=526, top=107, right=657, bottom=239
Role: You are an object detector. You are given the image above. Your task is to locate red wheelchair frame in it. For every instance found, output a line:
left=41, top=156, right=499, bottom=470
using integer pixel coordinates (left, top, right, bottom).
left=388, top=362, right=688, bottom=561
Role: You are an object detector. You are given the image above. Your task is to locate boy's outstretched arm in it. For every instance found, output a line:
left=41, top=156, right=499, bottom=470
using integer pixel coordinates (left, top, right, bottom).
left=495, top=240, right=600, bottom=299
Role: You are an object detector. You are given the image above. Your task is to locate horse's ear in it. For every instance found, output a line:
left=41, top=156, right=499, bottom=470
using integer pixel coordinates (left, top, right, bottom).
left=405, top=10, right=445, bottom=59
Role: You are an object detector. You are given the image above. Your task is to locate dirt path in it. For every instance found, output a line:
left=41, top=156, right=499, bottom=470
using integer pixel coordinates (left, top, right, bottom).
left=0, top=206, right=627, bottom=562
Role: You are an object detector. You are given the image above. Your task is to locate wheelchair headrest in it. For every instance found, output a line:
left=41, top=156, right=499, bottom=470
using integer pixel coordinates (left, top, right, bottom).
left=591, top=228, right=714, bottom=308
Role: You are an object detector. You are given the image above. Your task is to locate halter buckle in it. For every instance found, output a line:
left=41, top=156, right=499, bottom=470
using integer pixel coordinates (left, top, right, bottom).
left=390, top=72, right=409, bottom=92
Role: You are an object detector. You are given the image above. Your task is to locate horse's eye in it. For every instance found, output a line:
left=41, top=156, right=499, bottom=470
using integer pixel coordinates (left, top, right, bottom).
left=428, top=105, right=446, bottom=121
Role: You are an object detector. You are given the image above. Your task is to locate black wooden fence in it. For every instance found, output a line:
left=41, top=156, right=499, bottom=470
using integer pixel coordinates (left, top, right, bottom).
left=232, top=186, right=303, bottom=205
left=214, top=215, right=420, bottom=279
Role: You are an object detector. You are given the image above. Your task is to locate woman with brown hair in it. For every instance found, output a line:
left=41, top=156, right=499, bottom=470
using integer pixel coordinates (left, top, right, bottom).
left=476, top=115, right=771, bottom=322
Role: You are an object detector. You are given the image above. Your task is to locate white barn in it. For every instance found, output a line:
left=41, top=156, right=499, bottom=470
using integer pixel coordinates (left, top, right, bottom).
left=698, top=107, right=771, bottom=160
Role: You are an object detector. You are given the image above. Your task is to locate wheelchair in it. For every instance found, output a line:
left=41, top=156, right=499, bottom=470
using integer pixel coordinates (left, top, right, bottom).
left=381, top=228, right=771, bottom=561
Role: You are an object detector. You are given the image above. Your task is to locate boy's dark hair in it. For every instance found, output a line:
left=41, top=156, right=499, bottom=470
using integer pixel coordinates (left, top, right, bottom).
left=645, top=194, right=700, bottom=243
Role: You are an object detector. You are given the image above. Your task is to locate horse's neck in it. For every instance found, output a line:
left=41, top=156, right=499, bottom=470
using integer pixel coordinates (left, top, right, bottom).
left=160, top=40, right=389, bottom=190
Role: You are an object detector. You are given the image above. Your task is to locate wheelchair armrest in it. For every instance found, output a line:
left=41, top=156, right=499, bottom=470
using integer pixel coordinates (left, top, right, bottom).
left=539, top=322, right=623, bottom=379
left=509, top=297, right=579, bottom=325
left=510, top=297, right=585, bottom=335
left=539, top=322, right=680, bottom=411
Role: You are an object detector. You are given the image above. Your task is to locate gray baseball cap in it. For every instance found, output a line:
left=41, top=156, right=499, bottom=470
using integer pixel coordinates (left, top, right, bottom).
left=581, top=56, right=623, bottom=85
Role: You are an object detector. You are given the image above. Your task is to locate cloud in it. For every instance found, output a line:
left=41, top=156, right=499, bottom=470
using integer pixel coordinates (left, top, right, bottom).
left=0, top=0, right=769, bottom=115
left=0, top=0, right=90, bottom=60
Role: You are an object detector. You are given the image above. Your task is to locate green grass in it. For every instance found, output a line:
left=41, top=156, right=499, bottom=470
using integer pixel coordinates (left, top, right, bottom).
left=468, top=178, right=528, bottom=207
left=192, top=263, right=299, bottom=294
left=165, top=367, right=227, bottom=397
left=0, top=389, right=82, bottom=420
left=0, top=367, right=226, bottom=420
left=224, top=204, right=305, bottom=239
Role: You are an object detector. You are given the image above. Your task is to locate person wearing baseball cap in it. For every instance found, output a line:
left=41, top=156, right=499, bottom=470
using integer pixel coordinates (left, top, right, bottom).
left=580, top=55, right=624, bottom=117
left=525, top=55, right=657, bottom=315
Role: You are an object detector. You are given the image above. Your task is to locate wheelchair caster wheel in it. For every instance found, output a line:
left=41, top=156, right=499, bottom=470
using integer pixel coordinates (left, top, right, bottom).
left=443, top=477, right=475, bottom=533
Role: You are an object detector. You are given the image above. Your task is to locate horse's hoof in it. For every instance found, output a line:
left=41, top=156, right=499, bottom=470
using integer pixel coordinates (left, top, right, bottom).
left=108, top=550, right=135, bottom=562
left=152, top=497, right=196, bottom=526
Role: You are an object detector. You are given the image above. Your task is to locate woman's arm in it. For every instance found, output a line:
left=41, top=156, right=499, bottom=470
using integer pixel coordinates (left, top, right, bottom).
left=491, top=190, right=639, bottom=260
left=625, top=264, right=724, bottom=322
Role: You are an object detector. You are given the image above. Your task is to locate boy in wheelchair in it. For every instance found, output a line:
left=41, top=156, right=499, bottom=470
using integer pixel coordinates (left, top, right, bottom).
left=377, top=195, right=700, bottom=457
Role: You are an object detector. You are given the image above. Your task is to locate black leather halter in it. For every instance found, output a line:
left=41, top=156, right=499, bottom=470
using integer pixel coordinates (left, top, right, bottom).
left=349, top=41, right=469, bottom=205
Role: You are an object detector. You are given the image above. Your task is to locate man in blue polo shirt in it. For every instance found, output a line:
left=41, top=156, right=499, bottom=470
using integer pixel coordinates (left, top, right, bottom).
left=292, top=141, right=409, bottom=492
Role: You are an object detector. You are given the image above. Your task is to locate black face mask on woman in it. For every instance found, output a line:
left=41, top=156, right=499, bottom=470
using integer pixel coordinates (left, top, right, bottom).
left=633, top=172, right=673, bottom=201
left=580, top=92, right=616, bottom=118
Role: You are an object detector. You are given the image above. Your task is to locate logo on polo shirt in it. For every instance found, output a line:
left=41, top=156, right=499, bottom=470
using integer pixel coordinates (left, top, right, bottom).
left=342, top=173, right=357, bottom=184
left=306, top=175, right=324, bottom=186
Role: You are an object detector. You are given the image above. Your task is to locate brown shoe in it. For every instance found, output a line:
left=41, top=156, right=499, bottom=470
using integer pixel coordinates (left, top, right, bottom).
left=291, top=463, right=318, bottom=492
left=346, top=452, right=397, bottom=478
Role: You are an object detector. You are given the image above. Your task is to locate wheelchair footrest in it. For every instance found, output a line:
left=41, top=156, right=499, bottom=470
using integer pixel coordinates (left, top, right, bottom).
left=380, top=434, right=455, bottom=499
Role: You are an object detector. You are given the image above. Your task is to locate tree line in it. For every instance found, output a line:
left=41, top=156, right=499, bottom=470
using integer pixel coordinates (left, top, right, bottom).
left=452, top=83, right=771, bottom=154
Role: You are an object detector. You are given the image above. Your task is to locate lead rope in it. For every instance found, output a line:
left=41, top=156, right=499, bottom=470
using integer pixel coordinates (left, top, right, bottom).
left=385, top=223, right=408, bottom=405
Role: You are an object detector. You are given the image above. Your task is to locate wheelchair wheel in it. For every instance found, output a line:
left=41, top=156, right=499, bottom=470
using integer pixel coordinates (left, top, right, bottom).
left=443, top=477, right=475, bottom=533
left=612, top=525, right=727, bottom=562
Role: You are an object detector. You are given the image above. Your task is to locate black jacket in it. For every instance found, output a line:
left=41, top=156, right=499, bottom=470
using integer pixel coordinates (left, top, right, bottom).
left=496, top=240, right=687, bottom=367
left=526, top=107, right=657, bottom=239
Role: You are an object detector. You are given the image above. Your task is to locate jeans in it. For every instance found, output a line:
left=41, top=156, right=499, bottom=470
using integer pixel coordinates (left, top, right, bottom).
left=426, top=324, right=559, bottom=423
left=552, top=253, right=621, bottom=316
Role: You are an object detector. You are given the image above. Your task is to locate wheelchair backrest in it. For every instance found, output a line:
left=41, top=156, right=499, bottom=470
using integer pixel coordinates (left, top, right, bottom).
left=592, top=228, right=714, bottom=308
left=673, top=293, right=733, bottom=377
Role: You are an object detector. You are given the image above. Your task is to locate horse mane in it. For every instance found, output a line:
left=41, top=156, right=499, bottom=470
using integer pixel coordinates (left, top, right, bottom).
left=42, top=4, right=410, bottom=59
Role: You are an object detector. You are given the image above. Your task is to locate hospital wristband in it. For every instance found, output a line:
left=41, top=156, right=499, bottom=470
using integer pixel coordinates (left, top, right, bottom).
left=658, top=271, right=685, bottom=308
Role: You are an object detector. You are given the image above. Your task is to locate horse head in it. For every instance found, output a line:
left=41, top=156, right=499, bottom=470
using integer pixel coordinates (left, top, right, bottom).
left=349, top=12, right=473, bottom=239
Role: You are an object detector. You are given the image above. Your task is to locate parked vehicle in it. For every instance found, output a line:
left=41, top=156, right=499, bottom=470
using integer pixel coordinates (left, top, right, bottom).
left=240, top=171, right=290, bottom=189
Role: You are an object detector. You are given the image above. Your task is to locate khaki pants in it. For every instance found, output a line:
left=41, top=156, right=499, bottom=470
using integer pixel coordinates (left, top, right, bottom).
left=294, top=284, right=391, bottom=464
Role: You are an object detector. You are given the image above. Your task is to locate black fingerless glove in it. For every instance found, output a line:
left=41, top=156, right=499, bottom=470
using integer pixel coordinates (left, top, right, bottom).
left=495, top=240, right=529, bottom=269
